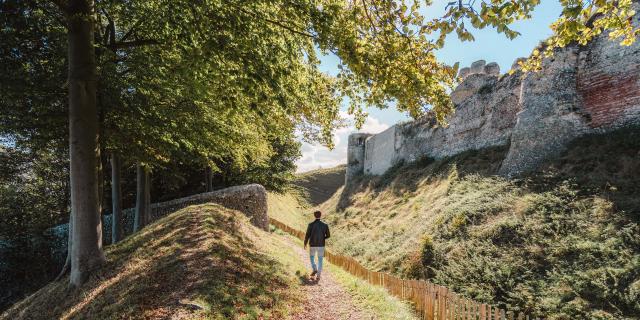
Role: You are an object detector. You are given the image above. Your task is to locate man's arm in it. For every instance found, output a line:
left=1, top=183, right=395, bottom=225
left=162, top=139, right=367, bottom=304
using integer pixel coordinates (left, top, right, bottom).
left=325, top=224, right=330, bottom=239
left=304, top=224, right=311, bottom=248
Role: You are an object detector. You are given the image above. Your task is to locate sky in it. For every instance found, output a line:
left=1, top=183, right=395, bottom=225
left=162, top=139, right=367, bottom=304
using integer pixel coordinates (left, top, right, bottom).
left=296, top=1, right=563, bottom=172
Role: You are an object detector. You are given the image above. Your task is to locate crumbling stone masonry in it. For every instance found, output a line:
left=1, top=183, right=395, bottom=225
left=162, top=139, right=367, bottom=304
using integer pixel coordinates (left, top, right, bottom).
left=347, top=4, right=640, bottom=181
left=346, top=133, right=372, bottom=183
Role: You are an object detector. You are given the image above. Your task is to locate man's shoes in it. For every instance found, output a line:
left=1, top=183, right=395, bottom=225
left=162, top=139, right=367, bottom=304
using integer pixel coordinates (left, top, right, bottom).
left=310, top=270, right=317, bottom=277
left=315, top=274, right=321, bottom=282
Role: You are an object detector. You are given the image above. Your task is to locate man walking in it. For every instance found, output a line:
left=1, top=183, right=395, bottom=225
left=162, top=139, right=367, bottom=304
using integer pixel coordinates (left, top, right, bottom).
left=304, top=210, right=330, bottom=282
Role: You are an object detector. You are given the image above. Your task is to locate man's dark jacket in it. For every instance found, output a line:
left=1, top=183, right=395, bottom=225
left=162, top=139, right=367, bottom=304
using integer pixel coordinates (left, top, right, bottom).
left=304, top=219, right=330, bottom=247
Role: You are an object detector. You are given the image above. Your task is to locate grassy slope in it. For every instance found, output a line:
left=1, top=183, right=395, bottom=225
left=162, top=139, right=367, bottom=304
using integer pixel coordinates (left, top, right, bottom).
left=2, top=204, right=305, bottom=320
left=267, top=191, right=309, bottom=231
left=299, top=128, right=639, bottom=319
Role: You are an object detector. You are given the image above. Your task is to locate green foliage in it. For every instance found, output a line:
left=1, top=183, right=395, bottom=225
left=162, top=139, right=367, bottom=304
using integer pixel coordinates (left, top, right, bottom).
left=92, top=0, right=343, bottom=166
left=0, top=1, right=67, bottom=150
left=213, top=134, right=302, bottom=192
left=0, top=144, right=69, bottom=310
left=0, top=145, right=69, bottom=239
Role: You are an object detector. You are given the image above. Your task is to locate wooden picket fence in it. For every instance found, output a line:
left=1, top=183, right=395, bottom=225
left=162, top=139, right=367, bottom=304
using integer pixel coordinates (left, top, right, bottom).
left=270, top=218, right=536, bottom=320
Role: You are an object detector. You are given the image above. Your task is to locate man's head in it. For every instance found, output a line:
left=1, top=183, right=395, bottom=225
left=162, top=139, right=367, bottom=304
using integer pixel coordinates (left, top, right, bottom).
left=313, top=210, right=322, bottom=219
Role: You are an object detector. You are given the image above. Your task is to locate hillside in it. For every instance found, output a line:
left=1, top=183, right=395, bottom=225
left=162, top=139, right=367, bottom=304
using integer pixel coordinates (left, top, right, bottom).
left=276, top=127, right=640, bottom=319
left=2, top=204, right=306, bottom=319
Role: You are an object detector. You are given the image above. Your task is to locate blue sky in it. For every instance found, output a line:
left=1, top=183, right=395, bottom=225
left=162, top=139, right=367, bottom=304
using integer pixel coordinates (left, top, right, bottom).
left=296, top=1, right=563, bottom=172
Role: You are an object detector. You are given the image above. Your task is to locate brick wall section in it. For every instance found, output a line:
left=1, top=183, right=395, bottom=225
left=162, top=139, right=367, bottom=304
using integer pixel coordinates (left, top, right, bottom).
left=576, top=25, right=640, bottom=129
left=578, top=72, right=640, bottom=127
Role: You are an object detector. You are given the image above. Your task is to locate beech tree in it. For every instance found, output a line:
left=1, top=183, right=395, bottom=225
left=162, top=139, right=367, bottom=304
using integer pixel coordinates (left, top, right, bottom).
left=59, top=0, right=105, bottom=286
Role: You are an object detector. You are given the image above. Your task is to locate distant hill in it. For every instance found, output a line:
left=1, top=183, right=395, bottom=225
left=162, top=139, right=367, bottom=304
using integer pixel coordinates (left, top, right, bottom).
left=294, top=165, right=346, bottom=206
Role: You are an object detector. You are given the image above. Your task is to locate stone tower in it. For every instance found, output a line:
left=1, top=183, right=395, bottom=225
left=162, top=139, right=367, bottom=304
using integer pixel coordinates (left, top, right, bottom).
left=346, top=133, right=371, bottom=184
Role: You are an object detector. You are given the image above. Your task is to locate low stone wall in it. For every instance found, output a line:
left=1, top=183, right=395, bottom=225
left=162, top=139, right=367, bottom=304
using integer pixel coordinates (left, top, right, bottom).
left=150, top=184, right=268, bottom=229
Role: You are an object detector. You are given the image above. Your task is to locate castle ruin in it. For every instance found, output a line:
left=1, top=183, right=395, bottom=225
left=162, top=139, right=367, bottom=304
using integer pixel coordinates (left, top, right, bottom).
left=346, top=6, right=640, bottom=183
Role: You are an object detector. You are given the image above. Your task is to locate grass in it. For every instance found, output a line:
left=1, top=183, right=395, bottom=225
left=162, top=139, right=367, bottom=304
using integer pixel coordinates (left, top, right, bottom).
left=291, top=127, right=640, bottom=319
left=2, top=204, right=305, bottom=320
left=327, top=263, right=418, bottom=320
left=266, top=190, right=309, bottom=231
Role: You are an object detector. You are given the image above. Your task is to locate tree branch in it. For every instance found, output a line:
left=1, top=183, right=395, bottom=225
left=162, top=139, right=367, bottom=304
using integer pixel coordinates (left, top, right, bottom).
left=120, top=17, right=147, bottom=43
left=106, top=39, right=160, bottom=50
left=362, top=0, right=379, bottom=35
left=233, top=5, right=316, bottom=39
left=261, top=15, right=316, bottom=38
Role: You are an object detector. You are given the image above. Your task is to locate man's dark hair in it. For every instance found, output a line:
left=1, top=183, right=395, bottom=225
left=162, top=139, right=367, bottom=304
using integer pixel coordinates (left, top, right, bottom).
left=313, top=210, right=322, bottom=219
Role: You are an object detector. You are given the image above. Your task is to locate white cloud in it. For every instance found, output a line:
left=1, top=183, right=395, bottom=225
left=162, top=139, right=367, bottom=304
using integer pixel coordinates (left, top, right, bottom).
left=295, top=112, right=390, bottom=173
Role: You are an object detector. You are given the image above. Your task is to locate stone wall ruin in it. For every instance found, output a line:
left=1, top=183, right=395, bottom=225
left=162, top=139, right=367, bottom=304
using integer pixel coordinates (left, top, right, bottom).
left=346, top=5, right=640, bottom=181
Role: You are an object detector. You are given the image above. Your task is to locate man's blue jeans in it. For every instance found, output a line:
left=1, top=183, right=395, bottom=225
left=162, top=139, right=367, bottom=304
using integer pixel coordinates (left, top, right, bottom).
left=309, top=247, right=325, bottom=275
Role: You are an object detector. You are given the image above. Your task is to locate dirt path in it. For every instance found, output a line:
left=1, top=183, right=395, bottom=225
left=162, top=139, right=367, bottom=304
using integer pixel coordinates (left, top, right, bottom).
left=285, top=239, right=374, bottom=320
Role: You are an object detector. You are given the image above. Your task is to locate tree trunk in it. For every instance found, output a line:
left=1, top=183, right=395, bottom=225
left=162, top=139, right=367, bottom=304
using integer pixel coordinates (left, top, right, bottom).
left=205, top=166, right=212, bottom=192
left=134, top=163, right=150, bottom=231
left=67, top=0, right=105, bottom=287
left=111, top=154, right=122, bottom=244
left=55, top=210, right=73, bottom=281
left=98, top=149, right=104, bottom=228
left=145, top=167, right=151, bottom=223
